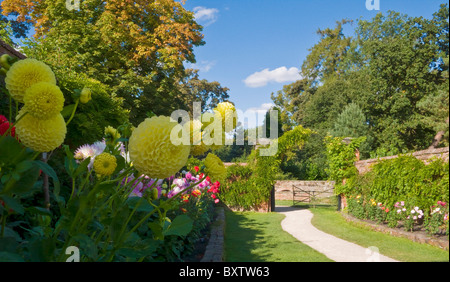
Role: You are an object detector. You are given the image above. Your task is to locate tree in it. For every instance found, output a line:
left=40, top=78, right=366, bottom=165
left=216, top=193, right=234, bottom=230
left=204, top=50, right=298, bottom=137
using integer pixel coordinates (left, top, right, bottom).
left=0, top=1, right=30, bottom=43
left=418, top=56, right=449, bottom=148
left=261, top=106, right=284, bottom=139
left=2, top=0, right=205, bottom=124
left=331, top=102, right=368, bottom=138
left=354, top=6, right=449, bottom=152
left=301, top=19, right=353, bottom=86
left=176, top=69, right=230, bottom=115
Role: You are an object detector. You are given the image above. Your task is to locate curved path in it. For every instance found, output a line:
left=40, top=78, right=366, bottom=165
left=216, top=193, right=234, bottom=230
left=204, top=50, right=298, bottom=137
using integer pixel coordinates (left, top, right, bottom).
left=277, top=206, right=398, bottom=262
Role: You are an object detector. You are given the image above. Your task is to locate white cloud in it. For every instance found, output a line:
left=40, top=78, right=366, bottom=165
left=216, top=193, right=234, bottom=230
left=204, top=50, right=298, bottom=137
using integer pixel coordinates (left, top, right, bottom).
left=246, top=103, right=275, bottom=114
left=193, top=6, right=219, bottom=26
left=193, top=60, right=216, bottom=72
left=237, top=103, right=275, bottom=129
left=243, top=66, right=302, bottom=88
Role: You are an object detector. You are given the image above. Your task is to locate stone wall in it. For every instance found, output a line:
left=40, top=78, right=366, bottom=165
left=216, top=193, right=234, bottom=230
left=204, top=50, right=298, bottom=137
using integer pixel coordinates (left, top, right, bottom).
left=354, top=147, right=449, bottom=174
left=274, top=180, right=335, bottom=201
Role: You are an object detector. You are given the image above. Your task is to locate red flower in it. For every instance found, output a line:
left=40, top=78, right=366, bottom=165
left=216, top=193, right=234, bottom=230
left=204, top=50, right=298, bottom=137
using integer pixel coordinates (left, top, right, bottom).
left=191, top=189, right=201, bottom=198
left=0, top=115, right=8, bottom=124
left=0, top=122, right=15, bottom=137
left=194, top=166, right=199, bottom=173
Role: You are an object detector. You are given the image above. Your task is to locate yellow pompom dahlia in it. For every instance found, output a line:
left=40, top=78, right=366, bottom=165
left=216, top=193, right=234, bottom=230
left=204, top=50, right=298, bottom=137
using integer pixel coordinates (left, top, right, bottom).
left=128, top=116, right=191, bottom=179
left=23, top=82, right=64, bottom=120
left=214, top=102, right=237, bottom=133
left=184, top=120, right=210, bottom=156
left=5, top=59, right=56, bottom=103
left=204, top=153, right=227, bottom=183
left=15, top=108, right=66, bottom=152
left=93, top=153, right=117, bottom=176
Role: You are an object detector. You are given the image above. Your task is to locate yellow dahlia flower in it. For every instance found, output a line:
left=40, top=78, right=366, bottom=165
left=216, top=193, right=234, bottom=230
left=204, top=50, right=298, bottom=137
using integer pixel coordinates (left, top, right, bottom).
left=5, top=59, right=56, bottom=103
left=204, top=153, right=227, bottom=183
left=93, top=153, right=117, bottom=176
left=79, top=87, right=92, bottom=104
left=184, top=120, right=210, bottom=156
left=214, top=102, right=237, bottom=133
left=104, top=126, right=121, bottom=141
left=128, top=115, right=190, bottom=179
left=23, top=82, right=64, bottom=120
left=15, top=108, right=66, bottom=152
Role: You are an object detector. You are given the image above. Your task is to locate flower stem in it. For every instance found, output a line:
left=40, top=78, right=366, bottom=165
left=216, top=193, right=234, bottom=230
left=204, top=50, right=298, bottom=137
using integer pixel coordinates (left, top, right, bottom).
left=65, top=100, right=79, bottom=126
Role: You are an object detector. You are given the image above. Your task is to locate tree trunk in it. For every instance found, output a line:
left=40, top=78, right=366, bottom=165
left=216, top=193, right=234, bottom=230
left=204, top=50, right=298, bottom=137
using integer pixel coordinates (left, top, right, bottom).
left=429, top=116, right=449, bottom=149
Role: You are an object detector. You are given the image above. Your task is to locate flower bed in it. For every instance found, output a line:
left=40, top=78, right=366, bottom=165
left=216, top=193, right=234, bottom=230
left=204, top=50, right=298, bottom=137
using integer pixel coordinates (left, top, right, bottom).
left=347, top=196, right=449, bottom=238
left=0, top=56, right=234, bottom=261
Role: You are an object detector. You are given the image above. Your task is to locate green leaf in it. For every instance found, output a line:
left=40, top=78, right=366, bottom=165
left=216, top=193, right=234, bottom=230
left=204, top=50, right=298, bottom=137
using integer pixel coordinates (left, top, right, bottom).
left=27, top=237, right=56, bottom=262
left=114, top=155, right=126, bottom=174
left=0, top=196, right=24, bottom=214
left=26, top=206, right=52, bottom=217
left=0, top=251, right=25, bottom=262
left=15, top=160, right=34, bottom=174
left=34, top=160, right=60, bottom=195
left=0, top=136, right=24, bottom=166
left=8, top=164, right=40, bottom=195
left=72, top=234, right=98, bottom=261
left=73, top=157, right=91, bottom=178
left=126, top=197, right=154, bottom=213
left=0, top=237, right=19, bottom=253
left=163, top=214, right=193, bottom=237
left=61, top=104, right=76, bottom=118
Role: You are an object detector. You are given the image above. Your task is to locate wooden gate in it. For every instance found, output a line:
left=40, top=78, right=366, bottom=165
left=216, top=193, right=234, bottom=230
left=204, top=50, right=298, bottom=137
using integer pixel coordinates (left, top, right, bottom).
left=292, top=183, right=334, bottom=208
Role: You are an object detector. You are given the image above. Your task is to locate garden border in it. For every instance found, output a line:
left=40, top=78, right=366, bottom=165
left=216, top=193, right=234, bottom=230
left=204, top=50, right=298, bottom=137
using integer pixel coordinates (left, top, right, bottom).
left=341, top=212, right=449, bottom=250
left=200, top=207, right=225, bottom=262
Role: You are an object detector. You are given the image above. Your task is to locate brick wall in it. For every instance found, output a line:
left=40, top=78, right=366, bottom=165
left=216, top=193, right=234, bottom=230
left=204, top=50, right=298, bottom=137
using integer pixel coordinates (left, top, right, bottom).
left=0, top=39, right=26, bottom=59
left=274, top=180, right=335, bottom=201
left=354, top=147, right=449, bottom=174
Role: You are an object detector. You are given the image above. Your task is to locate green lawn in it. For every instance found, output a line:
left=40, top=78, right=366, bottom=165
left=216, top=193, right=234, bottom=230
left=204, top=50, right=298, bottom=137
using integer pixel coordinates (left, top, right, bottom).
left=225, top=202, right=449, bottom=262
left=309, top=206, right=449, bottom=262
left=224, top=210, right=333, bottom=262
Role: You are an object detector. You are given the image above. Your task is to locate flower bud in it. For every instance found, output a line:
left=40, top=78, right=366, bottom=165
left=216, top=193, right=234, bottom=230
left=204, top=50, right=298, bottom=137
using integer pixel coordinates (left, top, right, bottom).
left=79, top=87, right=92, bottom=104
left=0, top=54, right=12, bottom=70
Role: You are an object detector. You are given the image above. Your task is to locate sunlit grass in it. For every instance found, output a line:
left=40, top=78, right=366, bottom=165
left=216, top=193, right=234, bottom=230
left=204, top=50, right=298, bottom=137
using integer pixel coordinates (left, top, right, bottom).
left=308, top=206, right=449, bottom=262
left=224, top=210, right=333, bottom=262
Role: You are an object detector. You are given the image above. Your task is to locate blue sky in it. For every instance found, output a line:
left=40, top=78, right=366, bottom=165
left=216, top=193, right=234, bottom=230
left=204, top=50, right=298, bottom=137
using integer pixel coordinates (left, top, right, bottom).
left=182, top=0, right=447, bottom=126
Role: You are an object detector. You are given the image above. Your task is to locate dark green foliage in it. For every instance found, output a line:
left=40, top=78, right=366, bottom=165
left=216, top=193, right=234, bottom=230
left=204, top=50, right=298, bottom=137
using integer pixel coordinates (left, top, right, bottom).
left=55, top=70, right=129, bottom=148
left=346, top=156, right=449, bottom=208
left=331, top=103, right=368, bottom=138
left=220, top=151, right=280, bottom=210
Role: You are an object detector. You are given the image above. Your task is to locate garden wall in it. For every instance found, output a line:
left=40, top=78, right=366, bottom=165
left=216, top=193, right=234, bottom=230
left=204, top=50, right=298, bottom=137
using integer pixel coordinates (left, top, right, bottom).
left=354, top=147, right=449, bottom=174
left=0, top=39, right=26, bottom=59
left=274, top=180, right=335, bottom=201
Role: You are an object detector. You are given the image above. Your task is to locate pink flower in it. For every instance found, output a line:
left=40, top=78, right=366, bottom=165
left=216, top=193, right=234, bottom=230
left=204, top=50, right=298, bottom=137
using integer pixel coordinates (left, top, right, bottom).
left=214, top=199, right=219, bottom=204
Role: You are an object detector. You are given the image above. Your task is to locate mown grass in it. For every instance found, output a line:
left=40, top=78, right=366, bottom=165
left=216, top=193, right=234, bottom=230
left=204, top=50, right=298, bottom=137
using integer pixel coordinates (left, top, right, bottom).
left=224, top=210, right=332, bottom=262
left=225, top=200, right=449, bottom=262
left=309, top=206, right=449, bottom=262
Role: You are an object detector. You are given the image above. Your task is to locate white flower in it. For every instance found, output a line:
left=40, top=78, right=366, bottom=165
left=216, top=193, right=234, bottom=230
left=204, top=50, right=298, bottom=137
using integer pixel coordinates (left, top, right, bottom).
left=74, top=144, right=96, bottom=160
left=436, top=208, right=440, bottom=212
left=411, top=210, right=416, bottom=214
left=413, top=216, right=417, bottom=220
left=414, top=206, right=419, bottom=211
left=418, top=215, right=422, bottom=219
left=402, top=208, right=406, bottom=212
left=397, top=209, right=402, bottom=214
